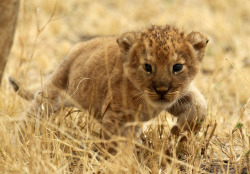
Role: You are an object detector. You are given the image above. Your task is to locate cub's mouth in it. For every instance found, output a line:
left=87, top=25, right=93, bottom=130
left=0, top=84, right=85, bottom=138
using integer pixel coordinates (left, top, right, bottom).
left=144, top=90, right=179, bottom=107
left=152, top=94, right=176, bottom=103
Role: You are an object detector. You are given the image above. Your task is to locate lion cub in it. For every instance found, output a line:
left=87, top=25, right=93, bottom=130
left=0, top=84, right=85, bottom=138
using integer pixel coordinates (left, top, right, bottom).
left=11, top=25, right=208, bottom=142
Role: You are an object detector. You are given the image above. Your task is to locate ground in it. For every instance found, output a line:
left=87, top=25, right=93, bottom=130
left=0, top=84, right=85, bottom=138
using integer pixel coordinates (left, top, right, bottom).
left=0, top=0, right=249, bottom=173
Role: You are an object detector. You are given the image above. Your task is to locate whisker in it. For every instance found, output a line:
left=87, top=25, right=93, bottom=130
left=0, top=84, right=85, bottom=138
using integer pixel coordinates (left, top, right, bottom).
left=129, top=91, right=144, bottom=103
left=133, top=93, right=146, bottom=107
left=174, top=91, right=190, bottom=107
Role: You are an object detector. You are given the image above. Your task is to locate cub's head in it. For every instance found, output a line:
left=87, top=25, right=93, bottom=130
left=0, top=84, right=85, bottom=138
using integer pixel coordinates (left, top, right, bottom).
left=117, top=25, right=208, bottom=108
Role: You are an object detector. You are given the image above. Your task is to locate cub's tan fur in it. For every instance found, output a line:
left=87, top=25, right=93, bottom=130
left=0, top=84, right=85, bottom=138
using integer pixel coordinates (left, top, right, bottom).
left=11, top=25, right=208, bottom=142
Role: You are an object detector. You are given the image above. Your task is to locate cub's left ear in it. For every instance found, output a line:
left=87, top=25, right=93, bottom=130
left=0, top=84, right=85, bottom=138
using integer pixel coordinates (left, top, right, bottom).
left=117, top=32, right=137, bottom=53
left=186, top=32, right=209, bottom=61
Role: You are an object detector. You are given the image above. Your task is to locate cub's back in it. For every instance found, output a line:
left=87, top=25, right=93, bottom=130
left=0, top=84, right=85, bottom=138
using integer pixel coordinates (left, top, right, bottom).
left=66, top=37, right=120, bottom=110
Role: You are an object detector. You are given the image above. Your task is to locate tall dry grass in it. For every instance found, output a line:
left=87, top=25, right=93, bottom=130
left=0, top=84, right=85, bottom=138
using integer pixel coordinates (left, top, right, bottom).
left=0, top=0, right=249, bottom=173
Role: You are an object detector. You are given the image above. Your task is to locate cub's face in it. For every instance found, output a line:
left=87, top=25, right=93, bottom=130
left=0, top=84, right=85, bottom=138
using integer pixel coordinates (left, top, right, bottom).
left=117, top=25, right=208, bottom=108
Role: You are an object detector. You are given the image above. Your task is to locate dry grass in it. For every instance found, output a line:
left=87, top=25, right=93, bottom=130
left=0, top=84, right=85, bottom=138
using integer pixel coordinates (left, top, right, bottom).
left=0, top=0, right=249, bottom=173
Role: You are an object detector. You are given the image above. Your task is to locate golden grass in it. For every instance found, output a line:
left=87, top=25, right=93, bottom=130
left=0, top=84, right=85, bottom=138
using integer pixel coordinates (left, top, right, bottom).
left=0, top=0, right=249, bottom=173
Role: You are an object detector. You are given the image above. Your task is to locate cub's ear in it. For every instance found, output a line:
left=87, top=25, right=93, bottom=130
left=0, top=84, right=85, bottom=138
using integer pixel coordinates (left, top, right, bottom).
left=117, top=32, right=137, bottom=53
left=186, top=32, right=209, bottom=61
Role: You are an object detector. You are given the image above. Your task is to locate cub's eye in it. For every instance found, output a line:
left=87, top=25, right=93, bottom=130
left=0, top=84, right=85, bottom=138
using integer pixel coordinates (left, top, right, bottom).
left=144, top=63, right=152, bottom=74
left=173, top=64, right=183, bottom=73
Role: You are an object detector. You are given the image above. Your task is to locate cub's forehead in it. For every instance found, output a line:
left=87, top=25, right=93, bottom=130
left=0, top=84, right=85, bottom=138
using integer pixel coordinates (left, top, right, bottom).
left=139, top=25, right=186, bottom=44
left=138, top=25, right=189, bottom=63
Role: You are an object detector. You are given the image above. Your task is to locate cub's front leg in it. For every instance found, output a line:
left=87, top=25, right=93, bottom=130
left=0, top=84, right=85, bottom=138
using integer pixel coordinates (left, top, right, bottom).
left=167, top=83, right=207, bottom=135
left=101, top=109, right=137, bottom=153
left=101, top=109, right=136, bottom=138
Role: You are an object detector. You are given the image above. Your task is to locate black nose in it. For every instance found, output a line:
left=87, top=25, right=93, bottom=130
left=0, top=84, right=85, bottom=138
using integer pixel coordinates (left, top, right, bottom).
left=154, top=87, right=169, bottom=96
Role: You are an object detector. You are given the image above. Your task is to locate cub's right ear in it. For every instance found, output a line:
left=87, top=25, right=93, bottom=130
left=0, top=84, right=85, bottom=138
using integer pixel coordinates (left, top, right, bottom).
left=186, top=32, right=209, bottom=61
left=117, top=32, right=137, bottom=53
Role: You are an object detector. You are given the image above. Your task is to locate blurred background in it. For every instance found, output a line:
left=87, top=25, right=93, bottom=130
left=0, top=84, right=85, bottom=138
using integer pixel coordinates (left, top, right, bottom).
left=5, top=0, right=249, bottom=127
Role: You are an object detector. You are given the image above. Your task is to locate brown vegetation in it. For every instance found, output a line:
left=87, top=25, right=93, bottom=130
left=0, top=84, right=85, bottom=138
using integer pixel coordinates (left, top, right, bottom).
left=0, top=0, right=249, bottom=173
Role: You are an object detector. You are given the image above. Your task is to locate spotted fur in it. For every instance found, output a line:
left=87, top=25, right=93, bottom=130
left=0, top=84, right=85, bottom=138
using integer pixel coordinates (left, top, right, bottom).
left=11, top=25, right=208, bottom=152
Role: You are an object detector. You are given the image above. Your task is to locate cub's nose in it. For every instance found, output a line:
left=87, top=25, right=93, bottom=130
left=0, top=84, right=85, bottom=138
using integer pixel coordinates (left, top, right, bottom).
left=154, top=87, right=169, bottom=96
